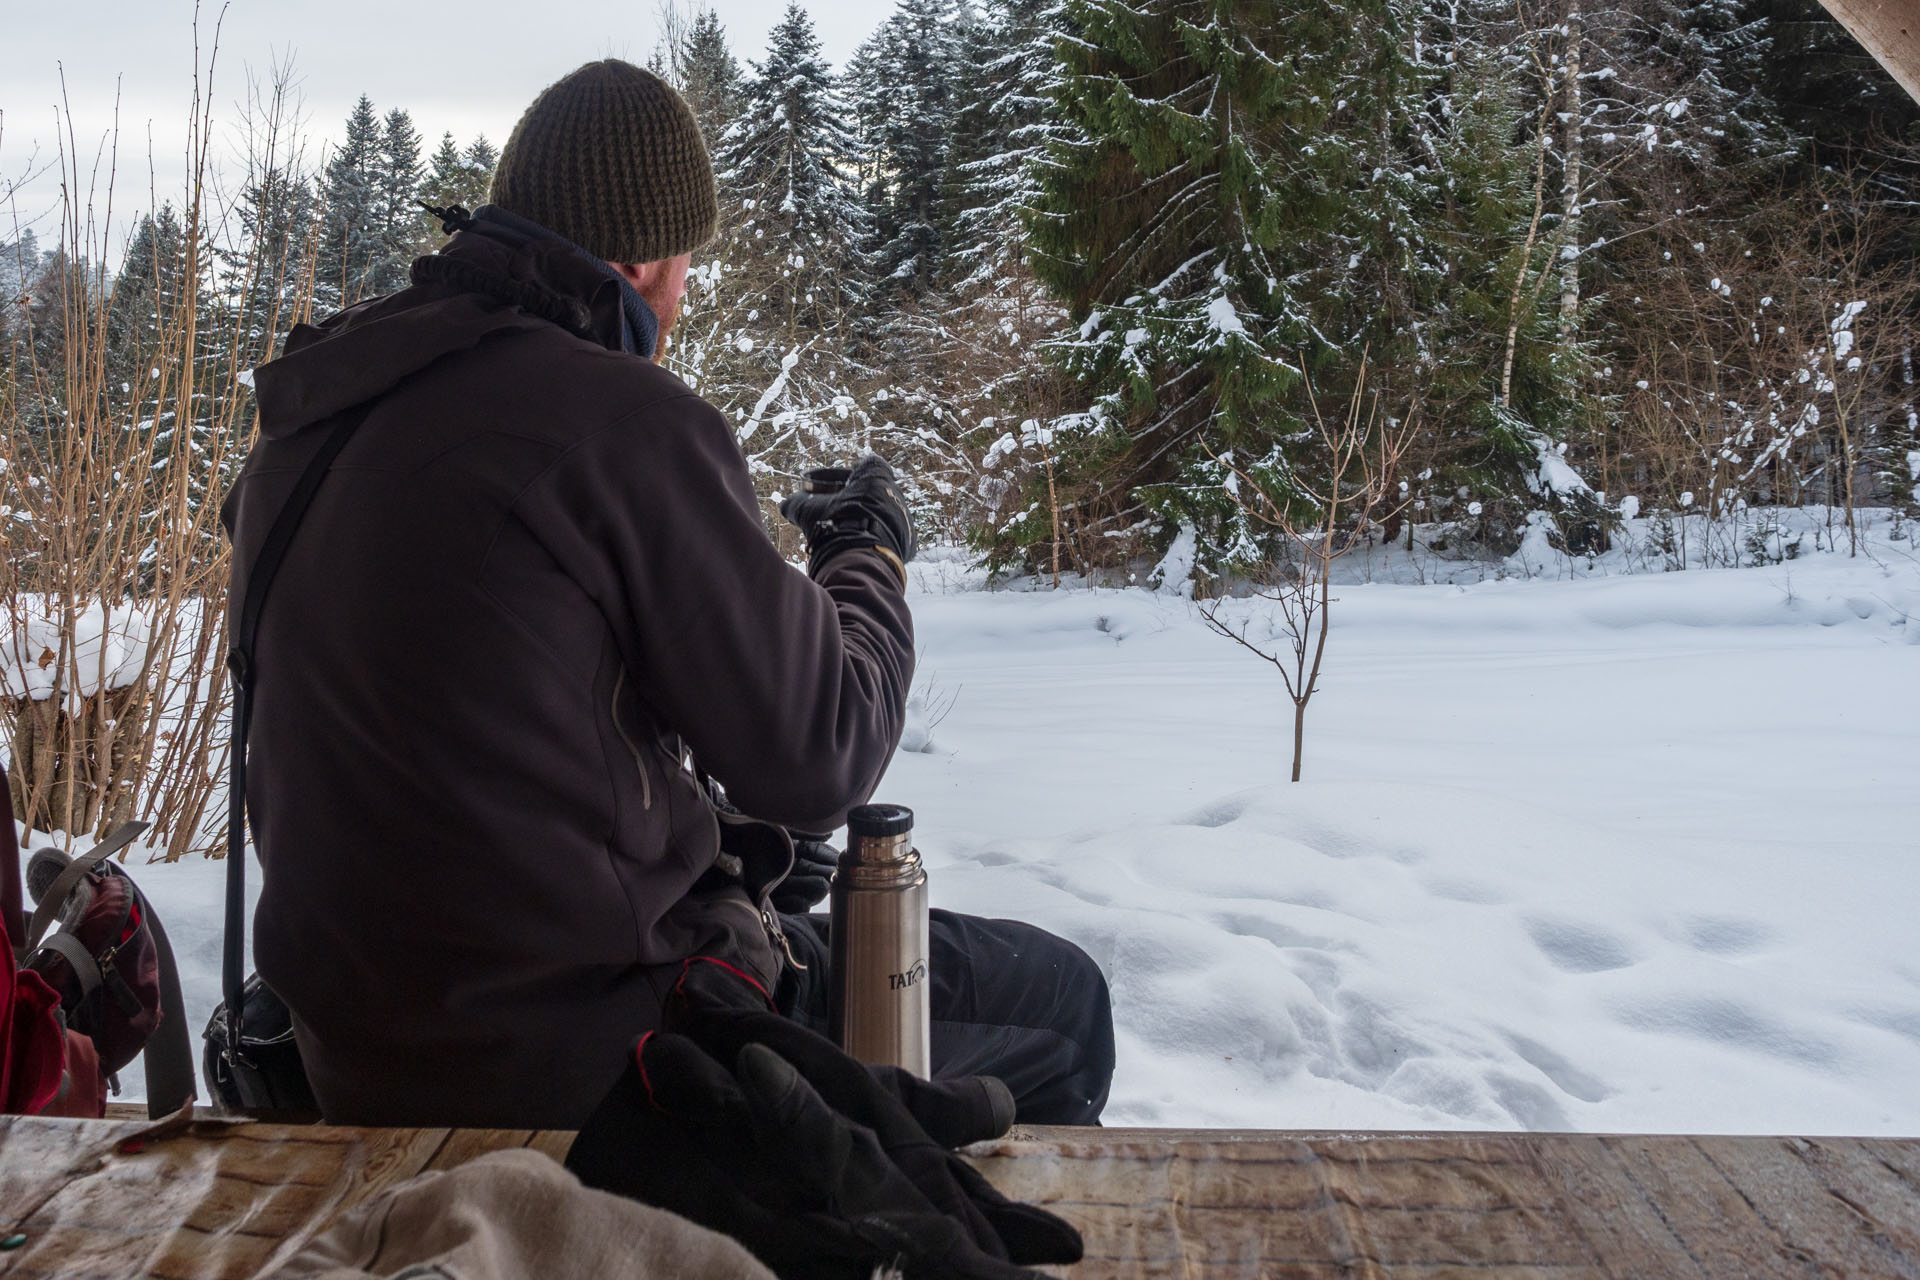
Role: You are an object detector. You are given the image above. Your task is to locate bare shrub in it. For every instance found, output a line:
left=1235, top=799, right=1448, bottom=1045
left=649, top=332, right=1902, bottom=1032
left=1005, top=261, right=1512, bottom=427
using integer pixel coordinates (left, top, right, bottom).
left=0, top=33, right=314, bottom=857
left=1200, top=358, right=1416, bottom=782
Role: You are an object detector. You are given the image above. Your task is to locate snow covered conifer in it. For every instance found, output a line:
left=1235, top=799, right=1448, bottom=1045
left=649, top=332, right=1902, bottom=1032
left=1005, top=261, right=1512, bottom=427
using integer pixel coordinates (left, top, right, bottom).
left=421, top=133, right=493, bottom=216
left=374, top=108, right=425, bottom=291
left=945, top=0, right=1064, bottom=295
left=933, top=0, right=1082, bottom=559
left=1021, top=0, right=1391, bottom=575
left=226, top=162, right=318, bottom=373
left=316, top=100, right=432, bottom=308
left=108, top=207, right=191, bottom=391
left=696, top=3, right=874, bottom=490
left=676, top=9, right=747, bottom=152
left=851, top=0, right=965, bottom=295
left=315, top=96, right=386, bottom=310
left=464, top=135, right=498, bottom=183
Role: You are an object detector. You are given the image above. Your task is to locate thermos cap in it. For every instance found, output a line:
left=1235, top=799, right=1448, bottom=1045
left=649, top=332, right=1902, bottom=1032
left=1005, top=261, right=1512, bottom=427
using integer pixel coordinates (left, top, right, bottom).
left=848, top=803, right=914, bottom=838
left=802, top=466, right=852, bottom=495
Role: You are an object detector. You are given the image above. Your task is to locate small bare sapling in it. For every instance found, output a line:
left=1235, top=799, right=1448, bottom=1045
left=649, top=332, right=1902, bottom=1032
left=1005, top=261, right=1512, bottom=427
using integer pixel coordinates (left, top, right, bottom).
left=1200, top=359, right=1414, bottom=781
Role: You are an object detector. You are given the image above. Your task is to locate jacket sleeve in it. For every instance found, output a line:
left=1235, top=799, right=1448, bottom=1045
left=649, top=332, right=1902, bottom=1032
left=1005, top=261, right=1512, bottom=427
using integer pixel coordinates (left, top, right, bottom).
left=522, top=390, right=914, bottom=831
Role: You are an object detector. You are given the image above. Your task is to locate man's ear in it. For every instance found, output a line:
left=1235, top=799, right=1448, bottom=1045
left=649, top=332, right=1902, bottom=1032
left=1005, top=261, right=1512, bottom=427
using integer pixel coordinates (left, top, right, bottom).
left=613, top=260, right=664, bottom=290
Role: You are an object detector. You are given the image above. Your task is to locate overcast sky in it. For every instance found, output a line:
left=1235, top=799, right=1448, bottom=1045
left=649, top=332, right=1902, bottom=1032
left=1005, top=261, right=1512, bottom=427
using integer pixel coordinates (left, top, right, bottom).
left=2, top=0, right=899, bottom=247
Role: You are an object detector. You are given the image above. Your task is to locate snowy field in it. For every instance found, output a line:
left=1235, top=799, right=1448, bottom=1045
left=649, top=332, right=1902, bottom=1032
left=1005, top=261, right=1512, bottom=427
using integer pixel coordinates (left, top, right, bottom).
left=34, top=510, right=1920, bottom=1135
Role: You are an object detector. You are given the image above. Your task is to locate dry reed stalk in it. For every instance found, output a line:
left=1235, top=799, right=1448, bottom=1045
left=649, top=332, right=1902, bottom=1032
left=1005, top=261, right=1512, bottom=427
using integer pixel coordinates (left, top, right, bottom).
left=1, top=20, right=316, bottom=858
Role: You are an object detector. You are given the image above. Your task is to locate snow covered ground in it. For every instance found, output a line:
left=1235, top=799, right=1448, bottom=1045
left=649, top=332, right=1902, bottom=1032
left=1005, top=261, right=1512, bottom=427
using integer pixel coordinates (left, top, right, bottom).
left=28, top=510, right=1920, bottom=1135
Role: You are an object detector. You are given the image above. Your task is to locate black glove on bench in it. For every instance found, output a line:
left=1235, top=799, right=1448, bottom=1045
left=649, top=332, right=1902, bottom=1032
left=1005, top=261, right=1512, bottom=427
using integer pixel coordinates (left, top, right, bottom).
left=566, top=1032, right=1079, bottom=1280
left=566, top=959, right=1083, bottom=1280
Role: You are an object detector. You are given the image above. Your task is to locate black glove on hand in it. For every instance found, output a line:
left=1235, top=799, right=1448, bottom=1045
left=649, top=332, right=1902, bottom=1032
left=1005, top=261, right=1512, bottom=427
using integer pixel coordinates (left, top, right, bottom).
left=779, top=455, right=919, bottom=582
left=566, top=1032, right=1070, bottom=1280
left=665, top=960, right=1083, bottom=1271
left=770, top=835, right=837, bottom=914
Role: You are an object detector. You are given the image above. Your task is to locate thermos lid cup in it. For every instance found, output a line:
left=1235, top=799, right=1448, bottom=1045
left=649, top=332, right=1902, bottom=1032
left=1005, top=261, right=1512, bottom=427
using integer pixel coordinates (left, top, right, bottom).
left=802, top=467, right=853, bottom=495
left=848, top=804, right=914, bottom=838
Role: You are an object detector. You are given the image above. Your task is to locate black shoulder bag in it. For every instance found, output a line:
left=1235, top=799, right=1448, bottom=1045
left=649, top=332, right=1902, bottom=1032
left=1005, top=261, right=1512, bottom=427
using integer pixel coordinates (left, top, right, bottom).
left=202, top=404, right=371, bottom=1118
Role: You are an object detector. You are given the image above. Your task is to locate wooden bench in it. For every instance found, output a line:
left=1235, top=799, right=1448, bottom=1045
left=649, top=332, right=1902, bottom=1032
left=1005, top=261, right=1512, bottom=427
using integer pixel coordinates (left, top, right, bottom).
left=2, top=1112, right=1917, bottom=1277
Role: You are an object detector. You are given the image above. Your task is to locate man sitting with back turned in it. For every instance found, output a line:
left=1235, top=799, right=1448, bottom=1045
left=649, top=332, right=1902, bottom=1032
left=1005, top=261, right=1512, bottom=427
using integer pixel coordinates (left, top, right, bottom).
left=222, top=59, right=1114, bottom=1130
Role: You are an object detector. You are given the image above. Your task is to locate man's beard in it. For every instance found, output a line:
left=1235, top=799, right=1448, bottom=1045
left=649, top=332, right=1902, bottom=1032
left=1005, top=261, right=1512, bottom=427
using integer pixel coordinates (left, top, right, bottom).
left=637, top=282, right=682, bottom=344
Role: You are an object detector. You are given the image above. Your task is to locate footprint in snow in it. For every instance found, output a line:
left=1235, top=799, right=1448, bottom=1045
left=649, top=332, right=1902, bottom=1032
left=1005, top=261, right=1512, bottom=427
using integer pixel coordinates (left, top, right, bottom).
left=1294, top=823, right=1426, bottom=865
left=1845, top=1006, right=1920, bottom=1047
left=1180, top=796, right=1248, bottom=829
left=1025, top=865, right=1116, bottom=909
left=1614, top=995, right=1839, bottom=1067
left=1678, top=914, right=1778, bottom=956
left=1211, top=910, right=1347, bottom=955
left=1423, top=876, right=1507, bottom=905
left=1523, top=916, right=1641, bottom=973
left=1332, top=993, right=1433, bottom=1089
left=1504, top=1031, right=1612, bottom=1103
left=1487, top=1072, right=1574, bottom=1131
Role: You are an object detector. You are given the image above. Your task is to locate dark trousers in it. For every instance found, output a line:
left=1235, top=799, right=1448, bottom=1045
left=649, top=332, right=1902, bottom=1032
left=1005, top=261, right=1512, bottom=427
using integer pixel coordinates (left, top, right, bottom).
left=776, top=909, right=1115, bottom=1126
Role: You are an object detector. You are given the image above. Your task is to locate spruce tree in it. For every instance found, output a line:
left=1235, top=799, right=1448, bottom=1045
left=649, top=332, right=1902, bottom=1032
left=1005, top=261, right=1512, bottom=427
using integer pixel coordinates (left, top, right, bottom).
left=852, top=0, right=965, bottom=294
left=0, top=231, right=43, bottom=350
left=677, top=9, right=746, bottom=152
left=419, top=131, right=497, bottom=240
left=697, top=2, right=874, bottom=486
left=933, top=0, right=1081, bottom=550
left=107, top=206, right=190, bottom=391
left=315, top=96, right=385, bottom=310
left=1024, top=0, right=1382, bottom=572
left=225, top=161, right=317, bottom=371
left=465, top=135, right=499, bottom=184
left=423, top=133, right=466, bottom=208
left=1007, top=0, right=1603, bottom=574
left=375, top=108, right=425, bottom=292
left=945, top=0, right=1063, bottom=294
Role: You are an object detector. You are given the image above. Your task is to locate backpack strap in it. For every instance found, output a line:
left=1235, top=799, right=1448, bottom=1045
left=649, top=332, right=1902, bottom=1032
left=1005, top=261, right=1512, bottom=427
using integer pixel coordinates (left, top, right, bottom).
left=137, top=879, right=196, bottom=1117
left=34, top=932, right=102, bottom=998
left=20, top=821, right=148, bottom=955
left=1, top=765, right=23, bottom=957
left=222, top=403, right=373, bottom=1076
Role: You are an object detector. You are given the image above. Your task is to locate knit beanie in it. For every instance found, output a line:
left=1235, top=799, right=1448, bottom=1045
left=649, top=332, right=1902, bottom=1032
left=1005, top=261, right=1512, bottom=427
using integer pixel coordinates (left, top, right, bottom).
left=491, top=60, right=717, bottom=265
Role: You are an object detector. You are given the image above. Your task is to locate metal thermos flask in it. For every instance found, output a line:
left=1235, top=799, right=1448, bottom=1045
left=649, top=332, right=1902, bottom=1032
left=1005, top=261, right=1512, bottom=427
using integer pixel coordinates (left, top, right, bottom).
left=829, top=803, right=931, bottom=1076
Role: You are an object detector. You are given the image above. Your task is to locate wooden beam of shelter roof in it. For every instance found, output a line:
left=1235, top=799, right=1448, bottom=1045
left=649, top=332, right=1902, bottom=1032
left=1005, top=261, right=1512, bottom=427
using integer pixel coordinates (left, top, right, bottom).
left=1818, top=0, right=1920, bottom=105
left=3, top=1113, right=1920, bottom=1277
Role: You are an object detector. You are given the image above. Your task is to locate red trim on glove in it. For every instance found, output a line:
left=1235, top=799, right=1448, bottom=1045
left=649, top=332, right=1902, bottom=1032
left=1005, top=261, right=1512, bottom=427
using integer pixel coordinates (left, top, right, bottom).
left=634, top=1031, right=663, bottom=1113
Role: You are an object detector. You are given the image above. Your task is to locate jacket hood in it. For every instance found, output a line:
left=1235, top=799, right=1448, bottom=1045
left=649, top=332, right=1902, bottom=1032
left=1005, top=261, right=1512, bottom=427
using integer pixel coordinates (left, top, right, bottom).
left=252, top=217, right=638, bottom=440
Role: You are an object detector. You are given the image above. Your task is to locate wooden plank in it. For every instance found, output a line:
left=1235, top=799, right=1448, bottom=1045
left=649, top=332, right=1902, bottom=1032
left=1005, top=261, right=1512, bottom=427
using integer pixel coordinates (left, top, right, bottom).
left=1697, top=1136, right=1920, bottom=1280
left=525, top=1130, right=577, bottom=1163
left=1307, top=1139, right=1588, bottom=1271
left=1817, top=0, right=1920, bottom=105
left=1597, top=1135, right=1825, bottom=1278
left=4, top=1120, right=1918, bottom=1278
left=1413, top=1134, right=1688, bottom=1277
left=1859, top=1138, right=1920, bottom=1198
left=0, top=1115, right=151, bottom=1219
left=0, top=1120, right=454, bottom=1280
left=1784, top=1139, right=1920, bottom=1263
left=423, top=1127, right=534, bottom=1172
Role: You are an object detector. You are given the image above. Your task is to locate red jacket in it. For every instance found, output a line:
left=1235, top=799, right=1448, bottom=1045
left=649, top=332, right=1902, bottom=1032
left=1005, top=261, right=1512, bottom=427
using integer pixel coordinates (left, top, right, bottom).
left=2, top=770, right=74, bottom=1116
left=222, top=219, right=912, bottom=1128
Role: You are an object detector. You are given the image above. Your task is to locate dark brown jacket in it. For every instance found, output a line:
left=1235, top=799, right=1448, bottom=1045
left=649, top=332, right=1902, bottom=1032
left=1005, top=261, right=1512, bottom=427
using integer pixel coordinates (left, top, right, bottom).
left=222, top=220, right=913, bottom=1129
